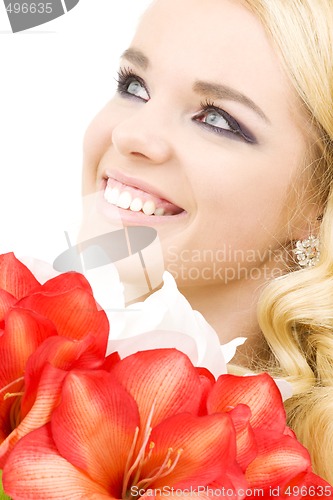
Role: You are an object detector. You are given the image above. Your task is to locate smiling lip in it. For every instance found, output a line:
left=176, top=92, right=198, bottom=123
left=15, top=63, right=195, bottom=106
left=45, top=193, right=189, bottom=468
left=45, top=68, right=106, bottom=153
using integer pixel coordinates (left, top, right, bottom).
left=102, top=171, right=185, bottom=217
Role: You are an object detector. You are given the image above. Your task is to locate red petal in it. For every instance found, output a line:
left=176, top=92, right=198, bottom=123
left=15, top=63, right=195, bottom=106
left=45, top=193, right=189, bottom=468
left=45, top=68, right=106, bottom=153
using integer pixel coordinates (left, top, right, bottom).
left=0, top=290, right=16, bottom=321
left=283, top=470, right=333, bottom=498
left=208, top=468, right=249, bottom=500
left=0, top=253, right=40, bottom=299
left=51, top=371, right=140, bottom=495
left=0, top=310, right=44, bottom=444
left=229, top=404, right=257, bottom=471
left=0, top=307, right=56, bottom=394
left=18, top=287, right=109, bottom=342
left=0, top=364, right=66, bottom=468
left=40, top=271, right=93, bottom=294
left=100, top=351, right=121, bottom=371
left=207, top=374, right=286, bottom=432
left=21, top=334, right=107, bottom=419
left=196, top=367, right=215, bottom=416
left=111, top=349, right=203, bottom=428
left=245, top=434, right=312, bottom=488
left=3, top=425, right=111, bottom=499
left=300, top=470, right=333, bottom=489
left=196, top=367, right=215, bottom=385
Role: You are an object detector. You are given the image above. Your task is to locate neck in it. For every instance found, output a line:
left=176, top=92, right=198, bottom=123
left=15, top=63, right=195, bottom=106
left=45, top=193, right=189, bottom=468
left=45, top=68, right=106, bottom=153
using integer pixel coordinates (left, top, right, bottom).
left=179, top=278, right=263, bottom=342
left=178, top=274, right=273, bottom=369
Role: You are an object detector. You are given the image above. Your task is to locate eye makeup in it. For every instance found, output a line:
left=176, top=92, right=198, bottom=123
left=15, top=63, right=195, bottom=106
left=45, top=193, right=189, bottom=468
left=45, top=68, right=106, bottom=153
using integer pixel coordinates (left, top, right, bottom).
left=115, top=67, right=257, bottom=144
left=116, top=67, right=150, bottom=102
left=193, top=99, right=257, bottom=143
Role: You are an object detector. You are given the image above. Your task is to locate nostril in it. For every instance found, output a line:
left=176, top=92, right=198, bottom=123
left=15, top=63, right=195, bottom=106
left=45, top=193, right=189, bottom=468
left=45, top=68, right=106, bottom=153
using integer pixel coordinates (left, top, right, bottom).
left=131, top=152, right=149, bottom=158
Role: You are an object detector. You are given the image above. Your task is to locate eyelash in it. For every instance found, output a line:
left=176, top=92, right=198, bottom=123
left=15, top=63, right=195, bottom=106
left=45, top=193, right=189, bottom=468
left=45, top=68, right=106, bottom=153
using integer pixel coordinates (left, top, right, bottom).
left=116, top=67, right=150, bottom=101
left=115, top=68, right=255, bottom=144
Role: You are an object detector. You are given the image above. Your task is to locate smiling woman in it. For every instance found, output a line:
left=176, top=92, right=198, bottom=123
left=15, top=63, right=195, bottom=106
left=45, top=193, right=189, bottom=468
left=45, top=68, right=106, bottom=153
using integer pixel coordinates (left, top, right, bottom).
left=79, top=0, right=333, bottom=484
left=82, top=0, right=316, bottom=339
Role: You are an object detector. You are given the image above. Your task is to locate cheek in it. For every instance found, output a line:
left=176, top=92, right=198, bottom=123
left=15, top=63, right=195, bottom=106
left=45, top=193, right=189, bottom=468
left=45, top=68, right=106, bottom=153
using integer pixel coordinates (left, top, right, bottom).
left=190, top=155, right=295, bottom=244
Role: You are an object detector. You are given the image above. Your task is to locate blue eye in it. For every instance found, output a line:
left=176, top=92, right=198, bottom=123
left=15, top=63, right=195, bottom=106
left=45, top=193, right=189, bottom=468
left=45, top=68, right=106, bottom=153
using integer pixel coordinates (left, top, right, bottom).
left=194, top=101, right=256, bottom=143
left=116, top=68, right=149, bottom=102
left=199, top=109, right=232, bottom=131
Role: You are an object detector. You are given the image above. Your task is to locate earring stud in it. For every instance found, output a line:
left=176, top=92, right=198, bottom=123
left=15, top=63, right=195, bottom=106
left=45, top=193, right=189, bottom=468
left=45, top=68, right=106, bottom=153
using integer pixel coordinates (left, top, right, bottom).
left=293, top=235, right=320, bottom=267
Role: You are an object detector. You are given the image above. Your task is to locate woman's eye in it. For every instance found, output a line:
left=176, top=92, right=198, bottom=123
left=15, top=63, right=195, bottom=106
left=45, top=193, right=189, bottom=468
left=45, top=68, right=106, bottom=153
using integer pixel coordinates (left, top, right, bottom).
left=193, top=102, right=256, bottom=143
left=126, top=80, right=149, bottom=101
left=197, top=109, right=232, bottom=131
left=194, top=107, right=237, bottom=134
left=116, top=69, right=149, bottom=102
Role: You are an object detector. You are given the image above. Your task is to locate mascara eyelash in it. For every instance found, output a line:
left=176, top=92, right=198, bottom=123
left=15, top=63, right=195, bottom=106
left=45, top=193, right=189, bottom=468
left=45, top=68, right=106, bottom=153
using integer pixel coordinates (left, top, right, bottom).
left=115, top=67, right=149, bottom=99
left=115, top=67, right=135, bottom=94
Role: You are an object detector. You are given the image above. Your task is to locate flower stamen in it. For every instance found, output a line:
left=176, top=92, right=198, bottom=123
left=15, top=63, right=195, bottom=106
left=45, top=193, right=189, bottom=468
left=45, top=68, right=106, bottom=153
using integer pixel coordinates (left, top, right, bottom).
left=4, top=392, right=24, bottom=400
left=1, top=377, right=25, bottom=431
left=0, top=376, right=24, bottom=396
left=132, top=441, right=155, bottom=486
left=136, top=447, right=183, bottom=491
left=122, top=402, right=183, bottom=499
left=122, top=402, right=156, bottom=499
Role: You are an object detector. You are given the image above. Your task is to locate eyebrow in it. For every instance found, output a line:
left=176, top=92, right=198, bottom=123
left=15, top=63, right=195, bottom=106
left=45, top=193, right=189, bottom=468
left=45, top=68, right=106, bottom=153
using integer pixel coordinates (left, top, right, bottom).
left=121, top=48, right=149, bottom=70
left=121, top=48, right=270, bottom=124
left=193, top=81, right=270, bottom=123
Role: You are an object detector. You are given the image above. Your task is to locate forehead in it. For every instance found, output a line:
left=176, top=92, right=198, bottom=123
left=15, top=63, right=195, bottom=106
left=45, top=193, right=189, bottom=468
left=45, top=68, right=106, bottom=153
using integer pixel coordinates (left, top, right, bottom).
left=130, top=0, right=294, bottom=114
left=133, top=0, right=276, bottom=72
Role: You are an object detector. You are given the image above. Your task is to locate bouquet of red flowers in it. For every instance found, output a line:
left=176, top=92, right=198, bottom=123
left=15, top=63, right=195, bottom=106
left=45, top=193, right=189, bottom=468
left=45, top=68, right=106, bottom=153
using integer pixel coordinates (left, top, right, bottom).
left=0, top=253, right=331, bottom=499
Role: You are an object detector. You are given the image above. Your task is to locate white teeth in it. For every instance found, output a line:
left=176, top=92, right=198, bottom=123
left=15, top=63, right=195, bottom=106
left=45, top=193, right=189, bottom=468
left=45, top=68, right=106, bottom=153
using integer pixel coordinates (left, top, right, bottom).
left=104, top=184, right=166, bottom=216
left=154, top=207, right=165, bottom=216
left=130, top=197, right=143, bottom=212
left=104, top=187, right=120, bottom=205
left=117, top=191, right=132, bottom=209
left=142, top=200, right=156, bottom=215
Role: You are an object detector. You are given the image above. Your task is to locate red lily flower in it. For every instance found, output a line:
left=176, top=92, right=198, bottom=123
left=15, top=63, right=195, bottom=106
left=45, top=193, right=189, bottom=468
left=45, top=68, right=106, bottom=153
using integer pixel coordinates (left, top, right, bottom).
left=0, top=253, right=110, bottom=467
left=3, top=349, right=331, bottom=499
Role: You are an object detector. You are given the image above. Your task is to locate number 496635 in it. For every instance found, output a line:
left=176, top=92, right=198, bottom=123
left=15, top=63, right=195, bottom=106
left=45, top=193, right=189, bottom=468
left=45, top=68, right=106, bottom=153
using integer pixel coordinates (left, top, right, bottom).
left=6, top=3, right=53, bottom=14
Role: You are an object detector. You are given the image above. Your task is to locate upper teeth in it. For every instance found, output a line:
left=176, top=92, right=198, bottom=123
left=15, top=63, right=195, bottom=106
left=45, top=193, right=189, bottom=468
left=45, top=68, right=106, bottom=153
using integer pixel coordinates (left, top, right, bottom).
left=104, top=185, right=165, bottom=216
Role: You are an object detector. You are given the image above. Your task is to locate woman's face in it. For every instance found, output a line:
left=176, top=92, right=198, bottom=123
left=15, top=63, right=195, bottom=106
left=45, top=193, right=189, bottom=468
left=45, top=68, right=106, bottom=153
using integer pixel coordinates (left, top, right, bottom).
left=83, top=0, right=310, bottom=288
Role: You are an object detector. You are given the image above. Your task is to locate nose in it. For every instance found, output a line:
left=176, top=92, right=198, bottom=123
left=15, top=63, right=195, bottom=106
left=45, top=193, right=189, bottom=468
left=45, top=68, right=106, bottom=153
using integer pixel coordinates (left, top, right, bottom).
left=111, top=102, right=173, bottom=164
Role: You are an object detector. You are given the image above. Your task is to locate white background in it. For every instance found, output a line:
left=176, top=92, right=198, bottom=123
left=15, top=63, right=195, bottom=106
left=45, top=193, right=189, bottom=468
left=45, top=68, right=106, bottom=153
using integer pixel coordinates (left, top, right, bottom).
left=0, top=0, right=151, bottom=261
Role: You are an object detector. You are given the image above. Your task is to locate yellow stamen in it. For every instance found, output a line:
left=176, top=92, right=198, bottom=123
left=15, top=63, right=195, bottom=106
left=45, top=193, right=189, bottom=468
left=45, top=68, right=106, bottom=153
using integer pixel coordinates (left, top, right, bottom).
left=122, top=402, right=156, bottom=499
left=136, top=448, right=183, bottom=492
left=1, top=377, right=25, bottom=432
left=4, top=392, right=24, bottom=400
left=0, top=376, right=25, bottom=396
left=131, top=439, right=156, bottom=487
left=122, top=401, right=184, bottom=499
left=123, top=426, right=140, bottom=485
left=143, top=441, right=155, bottom=464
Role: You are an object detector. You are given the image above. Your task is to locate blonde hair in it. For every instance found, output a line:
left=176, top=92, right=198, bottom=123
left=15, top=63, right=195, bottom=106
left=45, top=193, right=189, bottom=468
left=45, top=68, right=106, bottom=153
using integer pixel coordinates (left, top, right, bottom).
left=241, top=0, right=333, bottom=483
